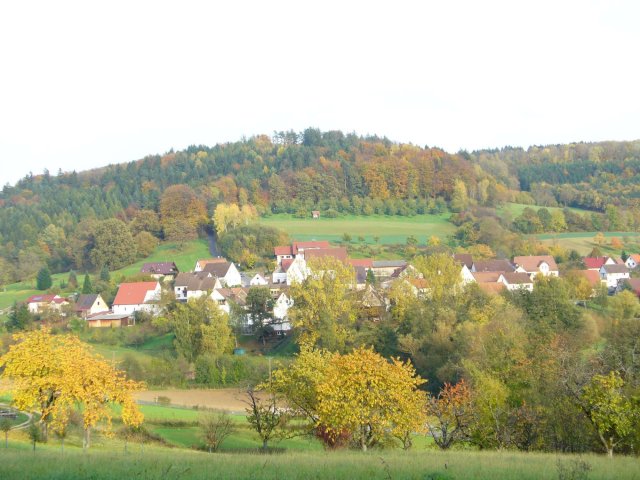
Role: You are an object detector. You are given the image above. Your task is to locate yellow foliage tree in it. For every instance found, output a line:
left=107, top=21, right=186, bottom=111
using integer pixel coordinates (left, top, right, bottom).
left=0, top=330, right=144, bottom=448
left=316, top=347, right=426, bottom=451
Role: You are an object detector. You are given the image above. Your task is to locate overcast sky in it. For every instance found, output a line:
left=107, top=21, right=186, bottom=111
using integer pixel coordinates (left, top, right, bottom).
left=0, top=0, right=638, bottom=186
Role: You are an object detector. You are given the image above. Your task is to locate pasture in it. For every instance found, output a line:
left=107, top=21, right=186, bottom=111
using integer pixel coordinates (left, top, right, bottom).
left=537, top=231, right=640, bottom=255
left=258, top=214, right=455, bottom=245
left=0, top=442, right=637, bottom=479
left=498, top=202, right=591, bottom=218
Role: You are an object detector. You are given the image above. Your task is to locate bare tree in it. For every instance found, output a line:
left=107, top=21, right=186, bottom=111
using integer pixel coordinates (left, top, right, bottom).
left=200, top=411, right=236, bottom=453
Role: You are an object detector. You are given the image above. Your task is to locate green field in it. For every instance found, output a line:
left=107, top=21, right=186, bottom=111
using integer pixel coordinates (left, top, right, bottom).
left=0, top=239, right=210, bottom=313
left=258, top=214, right=455, bottom=245
left=0, top=443, right=637, bottom=479
left=499, top=202, right=592, bottom=217
left=537, top=231, right=640, bottom=255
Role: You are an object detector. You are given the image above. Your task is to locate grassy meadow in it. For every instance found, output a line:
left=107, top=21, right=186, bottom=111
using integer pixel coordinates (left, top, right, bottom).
left=258, top=213, right=455, bottom=245
left=498, top=202, right=591, bottom=218
left=0, top=440, right=637, bottom=479
left=0, top=239, right=210, bottom=314
left=537, top=231, right=640, bottom=255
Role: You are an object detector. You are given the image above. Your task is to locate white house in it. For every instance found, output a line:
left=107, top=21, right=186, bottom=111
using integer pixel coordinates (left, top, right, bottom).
left=200, top=261, right=242, bottom=287
left=272, top=292, right=293, bottom=332
left=599, top=264, right=630, bottom=290
left=249, top=273, right=269, bottom=286
left=26, top=294, right=68, bottom=314
left=460, top=264, right=475, bottom=285
left=174, top=273, right=221, bottom=302
left=112, top=281, right=162, bottom=316
left=498, top=273, right=534, bottom=292
left=624, top=254, right=640, bottom=270
left=74, top=294, right=109, bottom=319
left=513, top=255, right=559, bottom=278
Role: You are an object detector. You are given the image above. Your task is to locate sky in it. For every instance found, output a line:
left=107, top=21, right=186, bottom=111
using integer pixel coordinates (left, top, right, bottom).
left=0, top=0, right=638, bottom=186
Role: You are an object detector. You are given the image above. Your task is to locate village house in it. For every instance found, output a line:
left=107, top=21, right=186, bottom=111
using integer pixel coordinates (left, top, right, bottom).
left=624, top=277, right=640, bottom=297
left=197, top=259, right=242, bottom=287
left=112, top=281, right=162, bottom=316
left=583, top=256, right=616, bottom=271
left=370, top=260, right=408, bottom=279
left=513, top=255, right=559, bottom=278
left=174, top=272, right=221, bottom=302
left=26, top=294, right=68, bottom=315
left=140, top=262, right=179, bottom=281
left=499, top=272, right=535, bottom=291
left=471, top=259, right=516, bottom=273
left=248, top=273, right=269, bottom=286
left=599, top=264, right=630, bottom=291
left=624, top=254, right=640, bottom=269
left=74, top=293, right=109, bottom=319
left=273, top=241, right=331, bottom=266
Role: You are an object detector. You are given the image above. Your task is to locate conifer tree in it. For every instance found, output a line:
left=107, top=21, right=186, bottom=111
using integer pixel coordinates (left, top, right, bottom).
left=36, top=266, right=52, bottom=291
left=82, top=274, right=93, bottom=294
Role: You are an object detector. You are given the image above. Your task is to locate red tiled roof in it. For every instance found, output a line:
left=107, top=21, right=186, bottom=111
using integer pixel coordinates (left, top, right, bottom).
left=574, top=270, right=601, bottom=288
left=477, top=282, right=506, bottom=294
left=292, top=241, right=330, bottom=254
left=304, top=247, right=348, bottom=263
left=349, top=259, right=374, bottom=268
left=583, top=257, right=610, bottom=269
left=274, top=246, right=293, bottom=256
left=26, top=294, right=63, bottom=304
left=281, top=259, right=294, bottom=272
left=113, top=282, right=158, bottom=305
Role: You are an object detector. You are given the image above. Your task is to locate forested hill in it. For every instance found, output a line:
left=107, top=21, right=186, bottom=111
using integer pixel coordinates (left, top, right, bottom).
left=0, top=128, right=639, bottom=281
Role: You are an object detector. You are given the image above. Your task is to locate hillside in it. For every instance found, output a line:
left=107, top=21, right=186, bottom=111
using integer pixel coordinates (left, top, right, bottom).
left=1, top=130, right=639, bottom=286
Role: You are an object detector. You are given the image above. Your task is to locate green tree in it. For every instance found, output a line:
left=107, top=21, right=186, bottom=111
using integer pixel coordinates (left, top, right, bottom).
left=68, top=270, right=78, bottom=289
left=90, top=219, right=136, bottom=270
left=246, top=287, right=275, bottom=345
left=6, top=302, right=32, bottom=331
left=36, top=266, right=52, bottom=291
left=82, top=274, right=93, bottom=294
left=99, top=265, right=111, bottom=282
left=0, top=417, right=11, bottom=448
left=200, top=411, right=236, bottom=453
left=580, top=371, right=637, bottom=457
left=245, top=387, right=289, bottom=451
left=169, top=297, right=233, bottom=362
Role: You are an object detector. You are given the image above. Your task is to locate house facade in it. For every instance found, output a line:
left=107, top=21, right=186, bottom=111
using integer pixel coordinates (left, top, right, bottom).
left=599, top=264, right=630, bottom=290
left=26, top=294, right=68, bottom=314
left=74, top=294, right=108, bottom=319
left=112, top=281, right=162, bottom=316
left=513, top=255, right=559, bottom=278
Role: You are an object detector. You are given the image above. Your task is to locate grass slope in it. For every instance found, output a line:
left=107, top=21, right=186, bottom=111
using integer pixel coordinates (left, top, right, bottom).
left=0, top=239, right=210, bottom=313
left=498, top=202, right=592, bottom=217
left=537, top=231, right=640, bottom=255
left=258, top=214, right=455, bottom=245
left=0, top=443, right=637, bottom=479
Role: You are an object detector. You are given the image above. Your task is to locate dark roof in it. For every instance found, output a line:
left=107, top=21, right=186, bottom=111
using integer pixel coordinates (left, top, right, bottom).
left=202, top=262, right=232, bottom=278
left=354, top=266, right=368, bottom=284
left=75, top=294, right=99, bottom=311
left=175, top=272, right=218, bottom=291
left=141, top=262, right=178, bottom=275
left=473, top=259, right=515, bottom=273
left=602, top=264, right=629, bottom=274
left=454, top=254, right=474, bottom=269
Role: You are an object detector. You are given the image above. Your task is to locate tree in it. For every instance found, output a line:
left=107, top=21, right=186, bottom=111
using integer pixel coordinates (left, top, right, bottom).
left=160, top=184, right=207, bottom=242
left=245, top=387, right=289, bottom=450
left=288, top=257, right=359, bottom=352
left=168, top=297, right=233, bottom=362
left=68, top=270, right=78, bottom=289
left=27, top=419, right=42, bottom=452
left=594, top=232, right=606, bottom=246
left=90, top=218, right=136, bottom=270
left=99, top=264, right=111, bottom=282
left=413, top=253, right=461, bottom=302
left=134, top=231, right=157, bottom=258
left=580, top=371, right=637, bottom=457
left=6, top=301, right=32, bottom=331
left=0, top=330, right=144, bottom=448
left=36, top=266, right=52, bottom=291
left=82, top=274, right=93, bottom=294
left=316, top=347, right=426, bottom=451
left=0, top=417, right=11, bottom=448
left=450, top=179, right=469, bottom=212
left=426, top=380, right=473, bottom=449
left=200, top=411, right=236, bottom=453
left=246, top=287, right=274, bottom=345
left=607, top=290, right=639, bottom=320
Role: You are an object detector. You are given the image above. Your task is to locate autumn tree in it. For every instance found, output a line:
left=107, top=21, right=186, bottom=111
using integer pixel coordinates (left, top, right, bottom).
left=316, top=347, right=426, bottom=451
left=90, top=218, right=136, bottom=270
left=245, top=387, right=289, bottom=451
left=213, top=203, right=257, bottom=236
left=426, top=380, right=474, bottom=449
left=288, top=256, right=359, bottom=352
left=0, top=330, right=144, bottom=448
left=160, top=184, right=207, bottom=242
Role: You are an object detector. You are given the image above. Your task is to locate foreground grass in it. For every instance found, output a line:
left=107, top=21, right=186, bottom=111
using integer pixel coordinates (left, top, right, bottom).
left=0, top=441, right=637, bottom=480
left=258, top=214, right=455, bottom=244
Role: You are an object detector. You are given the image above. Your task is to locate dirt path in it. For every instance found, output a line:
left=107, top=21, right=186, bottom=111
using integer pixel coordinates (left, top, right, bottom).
left=0, top=403, right=32, bottom=430
left=133, top=388, right=267, bottom=412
